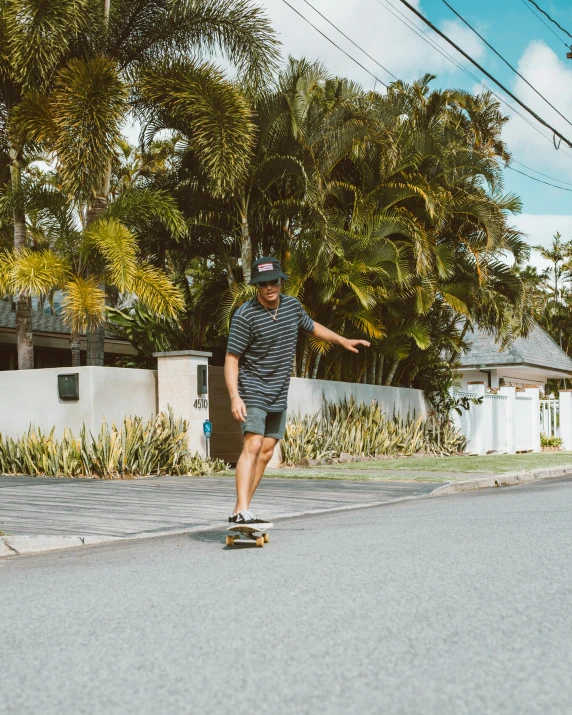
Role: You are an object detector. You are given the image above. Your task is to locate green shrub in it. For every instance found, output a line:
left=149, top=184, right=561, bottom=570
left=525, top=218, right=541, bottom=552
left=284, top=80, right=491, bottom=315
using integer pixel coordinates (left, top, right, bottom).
left=281, top=398, right=466, bottom=465
left=0, top=409, right=227, bottom=478
left=540, top=433, right=563, bottom=449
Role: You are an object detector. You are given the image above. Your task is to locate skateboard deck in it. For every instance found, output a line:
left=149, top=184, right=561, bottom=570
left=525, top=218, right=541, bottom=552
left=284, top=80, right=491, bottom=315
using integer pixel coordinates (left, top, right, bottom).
left=226, top=524, right=272, bottom=547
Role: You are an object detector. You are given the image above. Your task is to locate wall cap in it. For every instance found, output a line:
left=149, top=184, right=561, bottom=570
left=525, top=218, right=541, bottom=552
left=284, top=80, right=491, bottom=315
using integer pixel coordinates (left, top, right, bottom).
left=153, top=350, right=212, bottom=358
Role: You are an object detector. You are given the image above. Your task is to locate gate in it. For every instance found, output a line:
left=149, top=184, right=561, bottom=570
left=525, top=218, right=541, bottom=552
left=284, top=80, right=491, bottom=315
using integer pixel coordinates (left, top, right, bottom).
left=208, top=366, right=243, bottom=463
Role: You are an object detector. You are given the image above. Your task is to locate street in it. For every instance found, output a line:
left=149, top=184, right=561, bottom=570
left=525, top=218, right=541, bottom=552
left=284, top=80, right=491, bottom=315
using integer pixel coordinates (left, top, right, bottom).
left=2, top=478, right=572, bottom=715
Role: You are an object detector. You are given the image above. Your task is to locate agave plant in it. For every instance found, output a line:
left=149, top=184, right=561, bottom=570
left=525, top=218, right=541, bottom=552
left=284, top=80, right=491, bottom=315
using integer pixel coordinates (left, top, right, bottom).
left=0, top=409, right=227, bottom=478
left=281, top=398, right=466, bottom=465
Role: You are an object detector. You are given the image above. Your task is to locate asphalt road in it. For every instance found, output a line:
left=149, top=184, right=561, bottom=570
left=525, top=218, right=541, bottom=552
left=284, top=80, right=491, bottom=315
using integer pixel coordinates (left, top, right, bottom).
left=2, top=478, right=572, bottom=715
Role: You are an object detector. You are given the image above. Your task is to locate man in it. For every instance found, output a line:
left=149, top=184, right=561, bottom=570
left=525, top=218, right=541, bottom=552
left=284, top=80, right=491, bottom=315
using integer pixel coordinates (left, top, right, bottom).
left=225, top=256, right=370, bottom=525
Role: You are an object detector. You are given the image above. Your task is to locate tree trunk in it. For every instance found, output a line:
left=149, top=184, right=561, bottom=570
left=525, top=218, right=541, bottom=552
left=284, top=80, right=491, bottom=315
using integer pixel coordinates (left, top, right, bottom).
left=10, top=146, right=34, bottom=370
left=300, top=340, right=310, bottom=378
left=384, top=358, right=399, bottom=386
left=369, top=356, right=376, bottom=384
left=240, top=212, right=252, bottom=284
left=376, top=354, right=384, bottom=385
left=85, top=183, right=109, bottom=366
left=311, top=352, right=321, bottom=379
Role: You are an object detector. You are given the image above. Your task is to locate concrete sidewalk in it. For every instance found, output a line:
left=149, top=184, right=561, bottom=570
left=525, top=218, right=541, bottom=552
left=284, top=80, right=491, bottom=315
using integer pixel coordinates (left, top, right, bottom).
left=0, top=474, right=436, bottom=540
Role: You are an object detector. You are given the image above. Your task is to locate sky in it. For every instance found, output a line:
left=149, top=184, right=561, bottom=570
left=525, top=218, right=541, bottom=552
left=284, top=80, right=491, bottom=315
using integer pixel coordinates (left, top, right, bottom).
left=251, top=0, right=572, bottom=270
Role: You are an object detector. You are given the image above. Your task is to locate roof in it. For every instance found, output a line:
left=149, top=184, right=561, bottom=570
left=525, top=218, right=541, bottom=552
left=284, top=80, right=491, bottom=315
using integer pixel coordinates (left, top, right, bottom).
left=0, top=300, right=120, bottom=340
left=460, top=323, right=572, bottom=374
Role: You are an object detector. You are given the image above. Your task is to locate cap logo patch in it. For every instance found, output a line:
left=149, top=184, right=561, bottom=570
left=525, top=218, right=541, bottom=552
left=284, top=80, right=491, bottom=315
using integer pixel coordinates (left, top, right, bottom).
left=258, top=263, right=274, bottom=272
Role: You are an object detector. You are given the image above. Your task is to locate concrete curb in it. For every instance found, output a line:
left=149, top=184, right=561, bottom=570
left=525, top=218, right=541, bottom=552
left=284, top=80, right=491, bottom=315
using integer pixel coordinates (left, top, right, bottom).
left=429, top=466, right=572, bottom=497
left=2, top=467, right=572, bottom=559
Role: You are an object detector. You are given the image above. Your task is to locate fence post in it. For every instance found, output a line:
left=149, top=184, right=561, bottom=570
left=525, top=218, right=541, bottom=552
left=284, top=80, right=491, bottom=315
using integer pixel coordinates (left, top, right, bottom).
left=467, top=382, right=486, bottom=455
left=559, top=390, right=572, bottom=451
left=524, top=386, right=541, bottom=453
left=499, top=385, right=516, bottom=453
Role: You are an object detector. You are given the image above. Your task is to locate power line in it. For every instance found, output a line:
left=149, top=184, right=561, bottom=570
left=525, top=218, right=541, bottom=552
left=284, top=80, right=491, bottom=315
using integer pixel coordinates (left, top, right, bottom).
left=394, top=0, right=572, bottom=148
left=442, top=0, right=572, bottom=130
left=299, top=0, right=398, bottom=80
left=507, top=165, right=572, bottom=192
left=512, top=159, right=572, bottom=188
left=525, top=0, right=572, bottom=43
left=375, top=0, right=572, bottom=159
left=518, top=0, right=569, bottom=49
left=278, top=0, right=389, bottom=87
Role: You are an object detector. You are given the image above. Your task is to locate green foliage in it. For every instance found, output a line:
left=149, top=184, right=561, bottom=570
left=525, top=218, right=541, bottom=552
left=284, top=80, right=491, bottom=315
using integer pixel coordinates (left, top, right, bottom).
left=0, top=409, right=227, bottom=478
left=281, top=398, right=466, bottom=465
left=540, top=433, right=563, bottom=449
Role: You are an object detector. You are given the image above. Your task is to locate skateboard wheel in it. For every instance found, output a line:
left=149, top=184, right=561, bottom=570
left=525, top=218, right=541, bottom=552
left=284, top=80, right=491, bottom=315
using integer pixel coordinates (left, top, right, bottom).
left=226, top=535, right=235, bottom=547
left=263, top=533, right=269, bottom=543
left=255, top=536, right=264, bottom=547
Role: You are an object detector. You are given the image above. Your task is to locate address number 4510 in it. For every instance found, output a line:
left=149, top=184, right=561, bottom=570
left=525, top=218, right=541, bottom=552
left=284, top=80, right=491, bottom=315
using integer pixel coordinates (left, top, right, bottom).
left=193, top=399, right=208, bottom=409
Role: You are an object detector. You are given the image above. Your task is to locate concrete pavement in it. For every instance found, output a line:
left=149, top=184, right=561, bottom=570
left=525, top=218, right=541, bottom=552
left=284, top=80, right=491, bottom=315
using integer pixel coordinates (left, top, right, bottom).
left=2, top=477, right=572, bottom=714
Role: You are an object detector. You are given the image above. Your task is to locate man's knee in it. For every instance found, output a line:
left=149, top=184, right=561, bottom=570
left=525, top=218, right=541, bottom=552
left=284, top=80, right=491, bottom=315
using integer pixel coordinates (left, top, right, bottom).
left=242, top=434, right=264, bottom=457
left=259, top=441, right=277, bottom=464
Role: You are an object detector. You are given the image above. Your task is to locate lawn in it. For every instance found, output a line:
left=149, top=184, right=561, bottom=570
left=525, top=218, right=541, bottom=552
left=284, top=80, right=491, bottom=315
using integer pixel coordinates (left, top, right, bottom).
left=314, top=452, right=572, bottom=474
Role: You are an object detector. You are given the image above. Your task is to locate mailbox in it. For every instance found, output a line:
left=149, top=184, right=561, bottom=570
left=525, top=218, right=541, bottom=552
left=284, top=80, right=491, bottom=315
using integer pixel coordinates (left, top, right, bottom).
left=58, top=373, right=79, bottom=400
left=197, top=364, right=208, bottom=395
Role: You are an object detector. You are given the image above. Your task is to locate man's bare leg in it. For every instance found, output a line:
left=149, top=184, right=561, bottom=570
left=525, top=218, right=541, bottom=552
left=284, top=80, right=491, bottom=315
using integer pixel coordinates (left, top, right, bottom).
left=248, top=437, right=278, bottom=506
left=233, top=432, right=263, bottom=514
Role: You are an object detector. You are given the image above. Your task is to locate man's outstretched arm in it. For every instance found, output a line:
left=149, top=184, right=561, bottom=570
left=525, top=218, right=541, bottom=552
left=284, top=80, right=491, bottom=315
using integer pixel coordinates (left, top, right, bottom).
left=312, top=322, right=370, bottom=353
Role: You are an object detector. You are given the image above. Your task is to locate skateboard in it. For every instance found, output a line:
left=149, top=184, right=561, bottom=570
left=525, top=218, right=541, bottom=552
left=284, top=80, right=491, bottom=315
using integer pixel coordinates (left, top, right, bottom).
left=226, top=524, right=271, bottom=547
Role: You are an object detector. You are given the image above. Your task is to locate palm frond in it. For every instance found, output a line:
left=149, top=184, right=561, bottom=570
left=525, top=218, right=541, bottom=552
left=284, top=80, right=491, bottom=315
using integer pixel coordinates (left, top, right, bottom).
left=128, top=263, right=185, bottom=318
left=61, top=275, right=105, bottom=333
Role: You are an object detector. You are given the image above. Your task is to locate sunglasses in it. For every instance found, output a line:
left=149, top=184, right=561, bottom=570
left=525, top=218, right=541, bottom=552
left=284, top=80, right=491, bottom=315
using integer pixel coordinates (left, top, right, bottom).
left=257, top=279, right=281, bottom=287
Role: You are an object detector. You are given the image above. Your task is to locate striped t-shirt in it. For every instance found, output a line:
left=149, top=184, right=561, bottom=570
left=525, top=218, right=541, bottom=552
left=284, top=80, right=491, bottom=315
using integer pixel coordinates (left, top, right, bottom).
left=227, top=295, right=314, bottom=411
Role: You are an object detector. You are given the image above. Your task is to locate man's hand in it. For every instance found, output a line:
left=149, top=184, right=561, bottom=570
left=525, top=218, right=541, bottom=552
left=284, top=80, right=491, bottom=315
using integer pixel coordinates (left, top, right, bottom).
left=341, top=338, right=371, bottom=354
left=231, top=395, right=247, bottom=422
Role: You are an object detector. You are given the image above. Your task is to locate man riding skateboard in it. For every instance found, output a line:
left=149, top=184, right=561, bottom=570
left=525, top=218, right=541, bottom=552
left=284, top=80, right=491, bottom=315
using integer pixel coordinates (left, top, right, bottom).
left=225, top=256, right=370, bottom=526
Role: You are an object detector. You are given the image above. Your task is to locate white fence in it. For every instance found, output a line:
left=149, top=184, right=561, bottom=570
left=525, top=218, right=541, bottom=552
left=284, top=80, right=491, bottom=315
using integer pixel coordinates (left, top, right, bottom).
left=540, top=399, right=559, bottom=438
left=452, top=385, right=540, bottom=455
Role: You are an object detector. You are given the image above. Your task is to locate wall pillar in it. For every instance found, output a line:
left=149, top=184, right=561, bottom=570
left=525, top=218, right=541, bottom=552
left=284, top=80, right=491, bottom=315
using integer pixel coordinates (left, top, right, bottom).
left=499, top=385, right=516, bottom=453
left=154, top=350, right=212, bottom=458
left=524, top=386, right=541, bottom=453
left=559, top=390, right=572, bottom=451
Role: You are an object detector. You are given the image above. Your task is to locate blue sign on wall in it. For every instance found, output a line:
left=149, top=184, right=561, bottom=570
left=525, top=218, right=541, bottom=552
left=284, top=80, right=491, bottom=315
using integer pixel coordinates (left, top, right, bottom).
left=203, top=420, right=212, bottom=438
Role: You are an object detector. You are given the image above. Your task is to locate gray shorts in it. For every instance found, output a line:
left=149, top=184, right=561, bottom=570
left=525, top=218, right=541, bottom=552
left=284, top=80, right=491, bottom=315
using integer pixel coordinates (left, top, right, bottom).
left=241, top=407, right=287, bottom=440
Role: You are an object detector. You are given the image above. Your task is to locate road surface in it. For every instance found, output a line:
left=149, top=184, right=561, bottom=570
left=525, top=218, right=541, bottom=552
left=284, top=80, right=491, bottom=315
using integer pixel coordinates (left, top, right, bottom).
left=2, top=478, right=572, bottom=714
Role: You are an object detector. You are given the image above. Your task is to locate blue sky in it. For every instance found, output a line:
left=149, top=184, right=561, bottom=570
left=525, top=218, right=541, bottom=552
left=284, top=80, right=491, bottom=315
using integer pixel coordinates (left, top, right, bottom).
left=257, top=0, right=572, bottom=265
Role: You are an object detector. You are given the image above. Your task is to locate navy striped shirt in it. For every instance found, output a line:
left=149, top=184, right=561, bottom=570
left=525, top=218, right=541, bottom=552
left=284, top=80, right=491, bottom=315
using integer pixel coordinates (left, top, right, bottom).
left=227, top=295, right=314, bottom=411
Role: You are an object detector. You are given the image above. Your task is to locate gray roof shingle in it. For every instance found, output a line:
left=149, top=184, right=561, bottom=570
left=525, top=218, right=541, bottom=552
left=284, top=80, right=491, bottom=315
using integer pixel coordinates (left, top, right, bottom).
left=460, top=323, right=572, bottom=373
left=0, top=300, right=120, bottom=339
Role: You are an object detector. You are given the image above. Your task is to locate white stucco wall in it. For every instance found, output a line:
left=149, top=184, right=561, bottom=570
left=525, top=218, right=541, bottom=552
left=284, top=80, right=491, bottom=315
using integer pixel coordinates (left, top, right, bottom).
left=286, top=377, right=428, bottom=418
left=0, top=366, right=157, bottom=439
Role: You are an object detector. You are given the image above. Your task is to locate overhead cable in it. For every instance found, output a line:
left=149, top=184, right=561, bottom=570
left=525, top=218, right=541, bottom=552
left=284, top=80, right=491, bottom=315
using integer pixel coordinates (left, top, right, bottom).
left=299, top=0, right=398, bottom=80
left=279, top=0, right=388, bottom=87
left=394, top=0, right=572, bottom=148
left=511, top=159, right=572, bottom=188
left=518, top=0, right=570, bottom=48
left=506, top=166, right=572, bottom=192
left=442, top=0, right=572, bottom=130
left=525, top=0, right=572, bottom=43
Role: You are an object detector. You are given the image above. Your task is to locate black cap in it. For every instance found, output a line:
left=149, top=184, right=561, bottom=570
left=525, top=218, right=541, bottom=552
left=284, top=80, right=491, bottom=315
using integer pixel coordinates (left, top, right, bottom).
left=249, top=256, right=289, bottom=285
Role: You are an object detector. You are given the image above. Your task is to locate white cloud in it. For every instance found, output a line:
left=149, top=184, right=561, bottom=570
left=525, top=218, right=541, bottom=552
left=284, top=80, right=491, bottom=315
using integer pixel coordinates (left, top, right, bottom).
left=512, top=213, right=572, bottom=270
left=259, top=0, right=484, bottom=87
left=501, top=41, right=572, bottom=181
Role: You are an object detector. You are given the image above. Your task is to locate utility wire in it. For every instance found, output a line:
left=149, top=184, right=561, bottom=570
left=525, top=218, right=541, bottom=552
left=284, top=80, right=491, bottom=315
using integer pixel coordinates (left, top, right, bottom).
left=511, top=159, right=572, bottom=187
left=283, top=0, right=572, bottom=192
left=518, top=0, right=569, bottom=49
left=278, top=0, right=388, bottom=87
left=299, top=0, right=398, bottom=80
left=394, top=0, right=572, bottom=148
left=525, top=0, right=572, bottom=42
left=507, top=165, right=572, bottom=192
left=375, top=0, right=572, bottom=159
left=442, top=0, right=572, bottom=130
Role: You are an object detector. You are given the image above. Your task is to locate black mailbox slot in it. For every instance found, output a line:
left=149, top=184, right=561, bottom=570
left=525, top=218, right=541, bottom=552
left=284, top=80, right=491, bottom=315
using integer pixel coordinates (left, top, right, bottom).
left=197, top=365, right=208, bottom=396
left=58, top=373, right=79, bottom=400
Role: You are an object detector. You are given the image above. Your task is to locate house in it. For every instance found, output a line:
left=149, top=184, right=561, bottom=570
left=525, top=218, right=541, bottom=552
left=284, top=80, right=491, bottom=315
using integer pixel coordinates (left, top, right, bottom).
left=0, top=300, right=136, bottom=370
left=458, top=323, right=572, bottom=393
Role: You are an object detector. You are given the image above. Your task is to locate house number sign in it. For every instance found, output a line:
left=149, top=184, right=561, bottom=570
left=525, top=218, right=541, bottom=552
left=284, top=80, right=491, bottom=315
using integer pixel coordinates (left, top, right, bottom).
left=193, top=398, right=208, bottom=409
